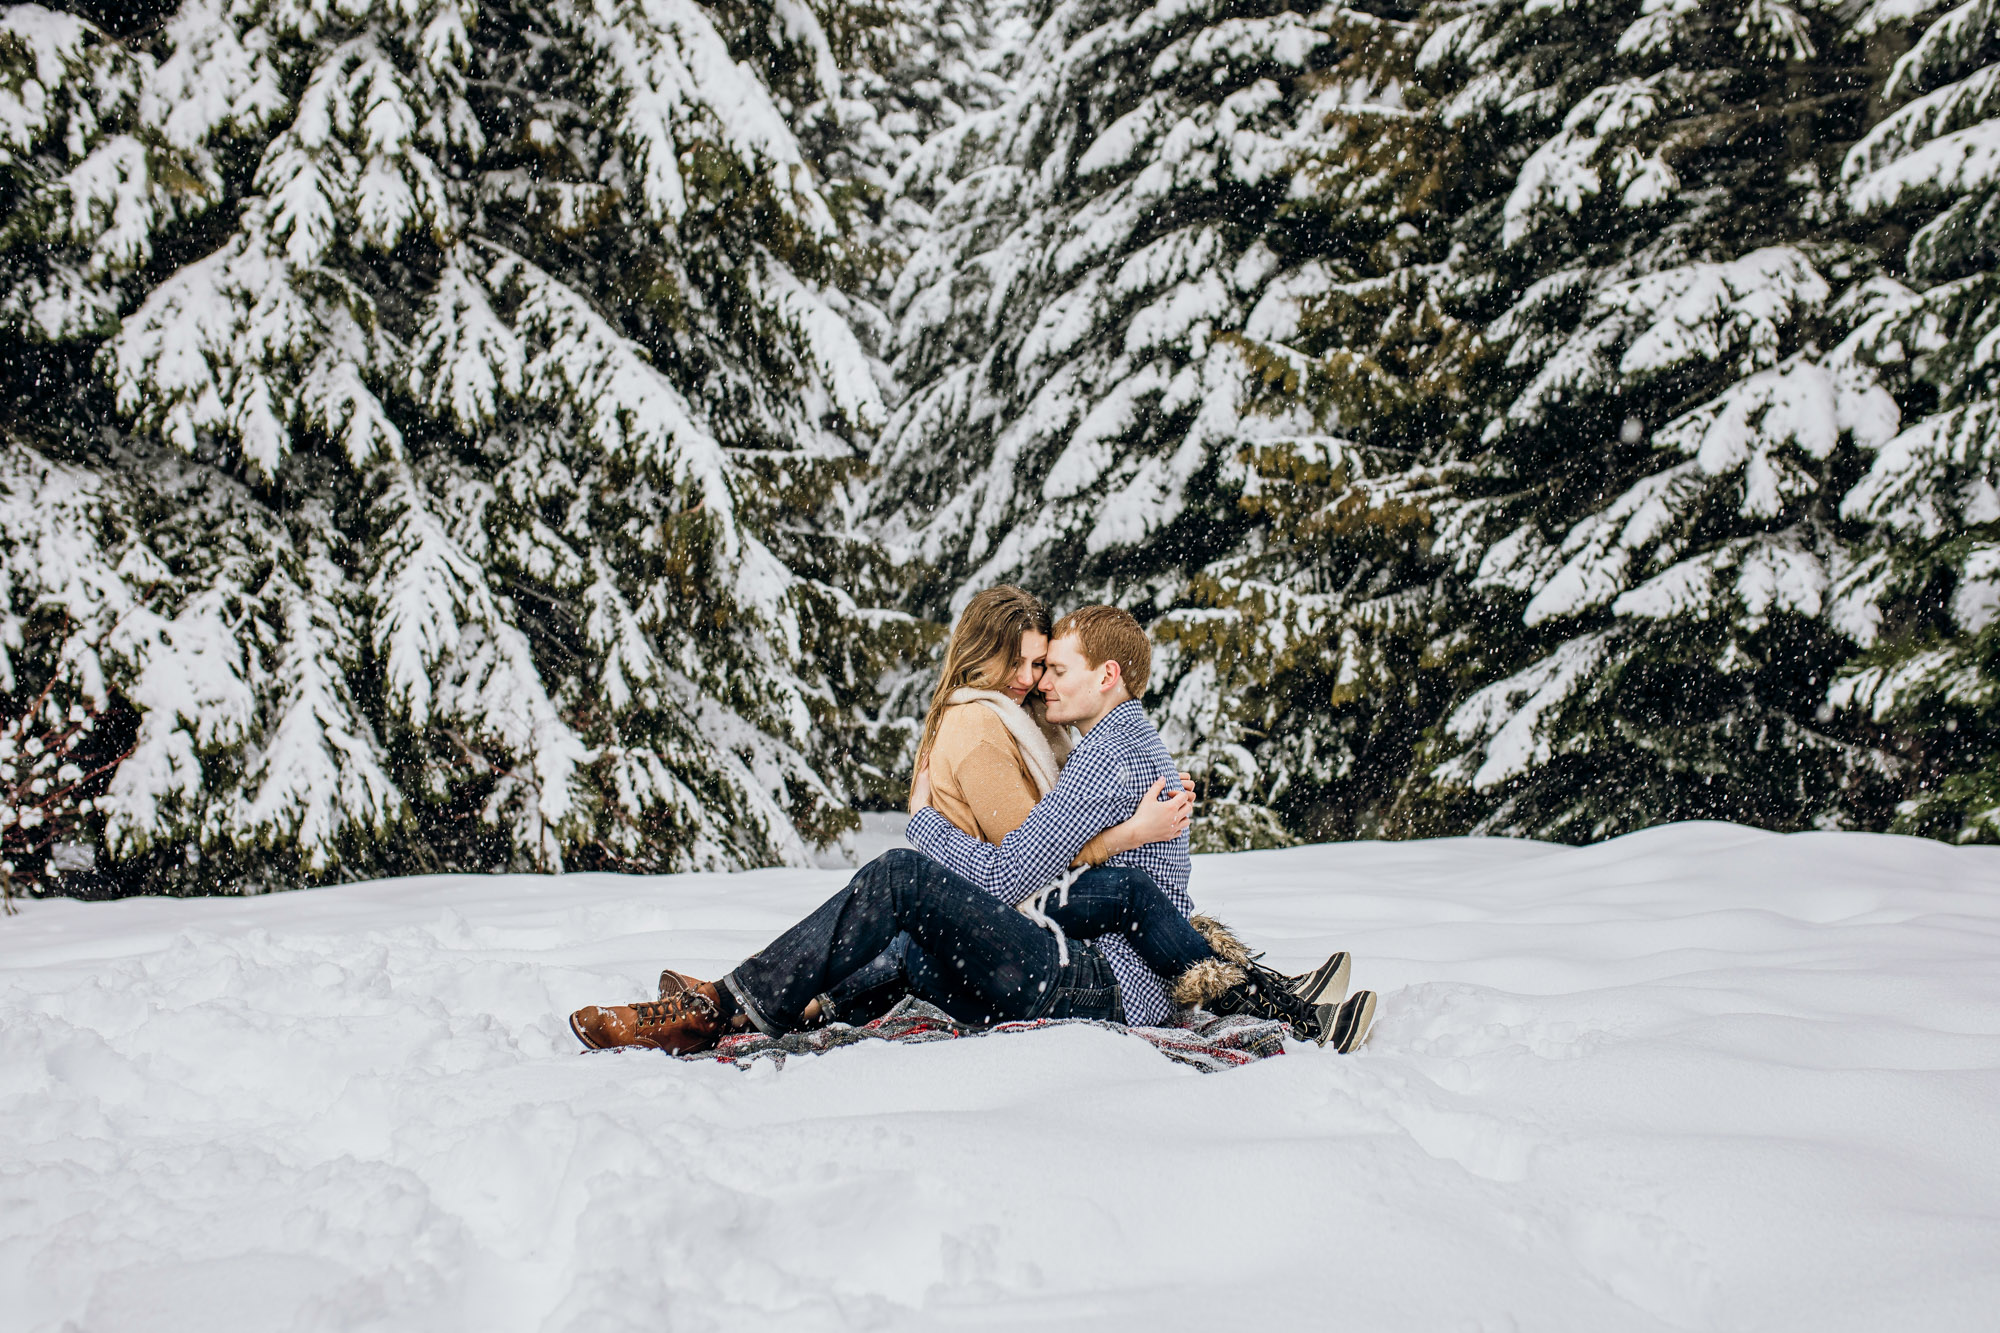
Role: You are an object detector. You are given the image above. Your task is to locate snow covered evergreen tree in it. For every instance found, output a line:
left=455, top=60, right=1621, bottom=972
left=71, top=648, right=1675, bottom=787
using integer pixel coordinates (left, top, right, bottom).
left=868, top=0, right=1453, bottom=844
left=1410, top=0, right=1910, bottom=839
left=1147, top=15, right=1477, bottom=845
left=1831, top=0, right=2000, bottom=841
left=0, top=0, right=910, bottom=891
left=876, top=0, right=1413, bottom=600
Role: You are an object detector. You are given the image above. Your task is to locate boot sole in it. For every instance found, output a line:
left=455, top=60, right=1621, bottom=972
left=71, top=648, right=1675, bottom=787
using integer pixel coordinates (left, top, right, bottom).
left=570, top=1009, right=605, bottom=1050
left=1290, top=952, right=1351, bottom=1006
left=1330, top=990, right=1377, bottom=1054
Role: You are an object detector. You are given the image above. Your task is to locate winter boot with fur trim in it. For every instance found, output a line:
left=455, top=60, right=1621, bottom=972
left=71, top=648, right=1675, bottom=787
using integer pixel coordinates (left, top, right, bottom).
left=1192, top=913, right=1350, bottom=1010
left=1211, top=973, right=1334, bottom=1045
left=571, top=984, right=726, bottom=1054
left=1173, top=950, right=1332, bottom=1046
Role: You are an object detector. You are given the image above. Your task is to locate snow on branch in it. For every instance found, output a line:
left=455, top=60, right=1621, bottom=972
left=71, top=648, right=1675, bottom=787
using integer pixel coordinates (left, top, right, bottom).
left=582, top=0, right=835, bottom=234
left=1847, top=63, right=2000, bottom=196
left=1654, top=355, right=1898, bottom=519
left=486, top=250, right=809, bottom=655
left=1503, top=79, right=1671, bottom=247
left=1841, top=400, right=2000, bottom=538
left=1442, top=631, right=1617, bottom=791
left=0, top=5, right=219, bottom=340
left=1846, top=82, right=2000, bottom=222
left=750, top=249, right=888, bottom=433
left=1829, top=644, right=1993, bottom=721
left=1612, top=536, right=1828, bottom=630
left=491, top=249, right=734, bottom=525
left=1883, top=0, right=1999, bottom=101
left=235, top=539, right=403, bottom=872
left=410, top=258, right=525, bottom=432
left=143, top=0, right=288, bottom=149
left=111, top=220, right=402, bottom=477
left=1506, top=248, right=1828, bottom=427
left=1525, top=461, right=1706, bottom=625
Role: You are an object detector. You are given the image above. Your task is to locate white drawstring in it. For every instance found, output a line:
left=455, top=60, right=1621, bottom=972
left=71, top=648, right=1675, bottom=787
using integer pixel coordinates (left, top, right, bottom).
left=1018, top=865, right=1086, bottom=967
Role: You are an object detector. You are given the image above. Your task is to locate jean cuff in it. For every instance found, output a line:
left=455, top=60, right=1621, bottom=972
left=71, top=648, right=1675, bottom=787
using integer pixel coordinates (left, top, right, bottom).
left=721, top=970, right=783, bottom=1038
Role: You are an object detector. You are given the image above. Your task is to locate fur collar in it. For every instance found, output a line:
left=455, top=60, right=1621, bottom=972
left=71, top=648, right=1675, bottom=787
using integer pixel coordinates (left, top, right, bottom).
left=946, top=689, right=1073, bottom=796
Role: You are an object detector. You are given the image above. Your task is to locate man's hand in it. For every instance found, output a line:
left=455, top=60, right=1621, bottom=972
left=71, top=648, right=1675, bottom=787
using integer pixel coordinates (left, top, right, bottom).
left=908, top=759, right=932, bottom=813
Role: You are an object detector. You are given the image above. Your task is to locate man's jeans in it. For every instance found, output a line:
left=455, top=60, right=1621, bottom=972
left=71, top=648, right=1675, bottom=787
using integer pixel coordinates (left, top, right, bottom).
left=724, top=849, right=1215, bottom=1033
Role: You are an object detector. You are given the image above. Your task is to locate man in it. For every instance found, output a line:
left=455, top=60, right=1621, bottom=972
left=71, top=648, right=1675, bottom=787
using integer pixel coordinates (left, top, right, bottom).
left=570, top=607, right=1375, bottom=1053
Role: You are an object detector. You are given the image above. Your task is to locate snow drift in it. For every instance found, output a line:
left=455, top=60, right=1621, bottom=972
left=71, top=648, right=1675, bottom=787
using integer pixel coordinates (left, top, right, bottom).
left=3, top=822, right=1998, bottom=1330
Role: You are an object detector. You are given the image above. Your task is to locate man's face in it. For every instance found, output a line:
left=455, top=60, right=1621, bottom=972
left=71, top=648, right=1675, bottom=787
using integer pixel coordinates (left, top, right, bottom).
left=1039, top=633, right=1113, bottom=725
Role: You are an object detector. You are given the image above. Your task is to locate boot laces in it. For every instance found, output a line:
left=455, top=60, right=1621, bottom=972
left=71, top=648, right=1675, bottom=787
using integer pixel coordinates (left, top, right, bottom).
left=632, top=990, right=717, bottom=1032
left=1246, top=964, right=1320, bottom=1037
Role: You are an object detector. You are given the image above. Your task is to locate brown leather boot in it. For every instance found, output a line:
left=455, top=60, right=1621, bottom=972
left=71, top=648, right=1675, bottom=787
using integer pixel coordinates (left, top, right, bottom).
left=657, top=968, right=702, bottom=1000
left=571, top=984, right=727, bottom=1054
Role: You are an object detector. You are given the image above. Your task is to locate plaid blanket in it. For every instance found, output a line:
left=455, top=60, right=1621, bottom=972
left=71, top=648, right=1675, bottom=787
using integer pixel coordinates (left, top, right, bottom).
left=671, top=997, right=1289, bottom=1074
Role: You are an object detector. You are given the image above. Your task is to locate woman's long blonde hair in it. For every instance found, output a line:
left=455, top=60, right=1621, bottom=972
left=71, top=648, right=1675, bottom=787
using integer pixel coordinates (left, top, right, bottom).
left=915, top=586, right=1052, bottom=770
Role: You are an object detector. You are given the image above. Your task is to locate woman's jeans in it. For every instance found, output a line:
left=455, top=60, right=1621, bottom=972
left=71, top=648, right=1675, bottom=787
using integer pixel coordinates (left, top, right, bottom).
left=723, top=848, right=1214, bottom=1033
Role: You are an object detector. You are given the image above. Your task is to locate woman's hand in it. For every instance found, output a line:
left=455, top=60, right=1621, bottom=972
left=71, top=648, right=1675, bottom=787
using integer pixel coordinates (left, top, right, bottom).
left=1100, top=776, right=1193, bottom=853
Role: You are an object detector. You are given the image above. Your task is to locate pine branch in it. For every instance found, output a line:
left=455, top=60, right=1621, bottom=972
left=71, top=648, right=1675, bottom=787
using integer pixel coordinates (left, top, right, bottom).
left=1660, top=90, right=1867, bottom=153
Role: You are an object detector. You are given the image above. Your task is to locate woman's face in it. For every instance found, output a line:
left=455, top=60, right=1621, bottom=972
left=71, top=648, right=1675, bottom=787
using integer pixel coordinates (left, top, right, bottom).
left=990, top=630, right=1049, bottom=703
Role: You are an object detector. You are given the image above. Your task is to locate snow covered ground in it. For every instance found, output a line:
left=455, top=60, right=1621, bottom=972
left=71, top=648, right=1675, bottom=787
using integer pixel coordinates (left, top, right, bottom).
left=4, top=822, right=1998, bottom=1332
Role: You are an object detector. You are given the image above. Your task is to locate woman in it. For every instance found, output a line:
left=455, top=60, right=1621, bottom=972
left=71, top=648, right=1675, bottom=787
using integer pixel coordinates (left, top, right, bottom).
left=910, top=584, right=1174, bottom=865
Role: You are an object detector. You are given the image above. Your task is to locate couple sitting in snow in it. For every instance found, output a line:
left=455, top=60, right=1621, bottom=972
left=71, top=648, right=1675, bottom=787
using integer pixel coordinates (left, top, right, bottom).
left=569, top=590, right=1377, bottom=1055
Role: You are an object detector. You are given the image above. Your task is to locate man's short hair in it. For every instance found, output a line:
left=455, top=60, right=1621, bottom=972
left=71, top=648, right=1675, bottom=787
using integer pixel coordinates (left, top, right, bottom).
left=1051, top=605, right=1151, bottom=698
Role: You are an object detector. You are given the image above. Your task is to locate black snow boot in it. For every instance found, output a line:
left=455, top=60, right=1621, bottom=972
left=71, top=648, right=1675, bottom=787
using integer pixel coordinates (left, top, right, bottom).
left=1177, top=960, right=1333, bottom=1046
left=1190, top=912, right=1351, bottom=1012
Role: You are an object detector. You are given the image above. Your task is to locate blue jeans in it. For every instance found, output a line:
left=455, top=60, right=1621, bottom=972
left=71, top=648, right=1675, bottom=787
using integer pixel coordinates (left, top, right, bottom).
left=724, top=850, right=1213, bottom=1032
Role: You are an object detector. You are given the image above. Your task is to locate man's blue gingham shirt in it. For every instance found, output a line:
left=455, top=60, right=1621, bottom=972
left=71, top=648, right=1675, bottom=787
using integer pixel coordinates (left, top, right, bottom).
left=906, top=699, right=1192, bottom=1026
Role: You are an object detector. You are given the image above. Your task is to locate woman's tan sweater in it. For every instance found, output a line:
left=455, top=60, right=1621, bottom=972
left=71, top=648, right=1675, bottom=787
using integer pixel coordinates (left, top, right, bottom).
left=915, top=697, right=1116, bottom=866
